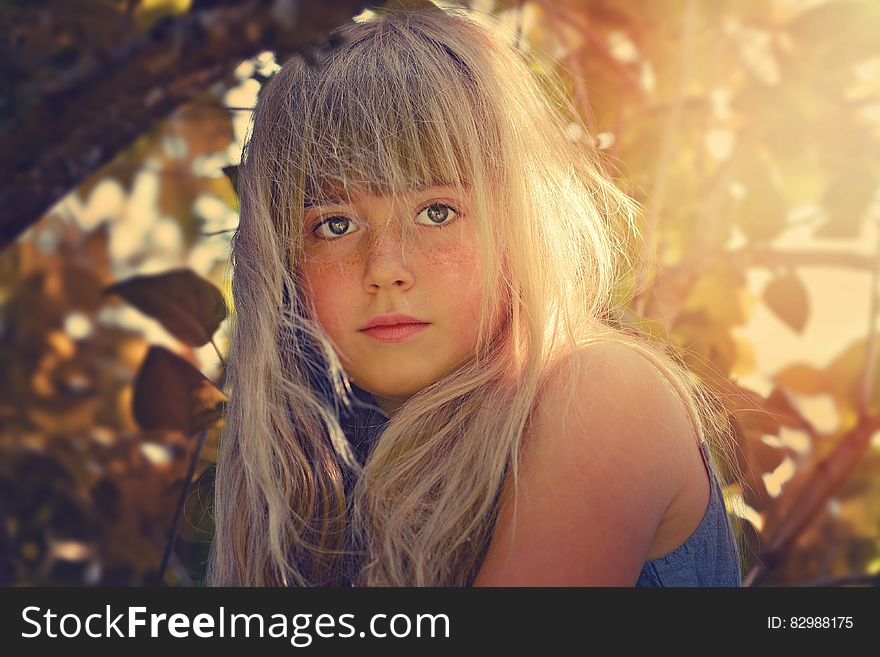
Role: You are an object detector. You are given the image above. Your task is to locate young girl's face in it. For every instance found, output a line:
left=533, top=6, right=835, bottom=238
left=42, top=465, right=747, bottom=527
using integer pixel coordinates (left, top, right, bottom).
left=298, top=185, right=486, bottom=416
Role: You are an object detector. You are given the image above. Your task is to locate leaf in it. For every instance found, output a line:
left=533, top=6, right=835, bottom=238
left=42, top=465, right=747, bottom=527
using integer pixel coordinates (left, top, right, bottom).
left=189, top=377, right=227, bottom=436
left=737, top=432, right=782, bottom=511
left=669, top=309, right=739, bottom=377
left=747, top=432, right=789, bottom=477
left=816, top=170, right=875, bottom=239
left=774, top=363, right=826, bottom=395
left=730, top=160, right=788, bottom=242
left=776, top=337, right=879, bottom=421
left=133, top=346, right=226, bottom=437
left=764, top=385, right=814, bottom=433
left=222, top=165, right=239, bottom=198
left=683, top=267, right=750, bottom=326
left=762, top=271, right=809, bottom=333
left=825, top=337, right=880, bottom=417
left=103, top=269, right=227, bottom=347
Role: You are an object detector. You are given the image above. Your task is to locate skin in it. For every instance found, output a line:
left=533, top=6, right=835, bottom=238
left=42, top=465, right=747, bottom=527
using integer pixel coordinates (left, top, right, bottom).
left=472, top=342, right=711, bottom=585
left=299, top=187, right=710, bottom=585
left=298, top=185, right=487, bottom=417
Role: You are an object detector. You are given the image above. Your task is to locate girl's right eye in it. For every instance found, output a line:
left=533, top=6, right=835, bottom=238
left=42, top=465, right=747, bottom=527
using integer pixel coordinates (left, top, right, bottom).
left=312, top=215, right=358, bottom=240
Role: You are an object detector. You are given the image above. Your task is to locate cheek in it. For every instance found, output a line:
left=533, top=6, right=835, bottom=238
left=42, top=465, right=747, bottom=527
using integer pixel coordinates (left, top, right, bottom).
left=299, top=256, right=358, bottom=330
left=425, top=242, right=484, bottom=329
left=427, top=243, right=475, bottom=278
left=424, top=220, right=482, bottom=290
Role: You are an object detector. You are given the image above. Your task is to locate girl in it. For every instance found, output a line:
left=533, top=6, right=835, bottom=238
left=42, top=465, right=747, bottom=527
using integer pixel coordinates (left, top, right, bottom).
left=206, top=4, right=745, bottom=587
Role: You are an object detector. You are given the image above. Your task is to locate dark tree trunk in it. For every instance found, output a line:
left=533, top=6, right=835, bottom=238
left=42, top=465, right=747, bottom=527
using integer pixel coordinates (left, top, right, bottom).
left=0, top=0, right=370, bottom=253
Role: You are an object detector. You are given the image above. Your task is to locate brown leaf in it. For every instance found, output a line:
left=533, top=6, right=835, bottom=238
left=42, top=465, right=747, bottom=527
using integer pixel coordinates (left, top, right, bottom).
left=764, top=385, right=814, bottom=432
left=746, top=431, right=789, bottom=475
left=189, top=377, right=227, bottom=436
left=774, top=363, right=826, bottom=395
left=762, top=271, right=809, bottom=334
left=133, top=346, right=226, bottom=437
left=222, top=165, right=239, bottom=198
left=103, top=269, right=227, bottom=346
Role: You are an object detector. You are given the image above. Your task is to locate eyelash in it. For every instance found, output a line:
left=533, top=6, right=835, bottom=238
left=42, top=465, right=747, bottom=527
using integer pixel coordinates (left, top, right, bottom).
left=309, top=201, right=463, bottom=241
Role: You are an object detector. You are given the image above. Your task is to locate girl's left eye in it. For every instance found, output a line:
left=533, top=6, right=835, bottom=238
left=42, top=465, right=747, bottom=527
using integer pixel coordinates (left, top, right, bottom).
left=415, top=203, right=459, bottom=227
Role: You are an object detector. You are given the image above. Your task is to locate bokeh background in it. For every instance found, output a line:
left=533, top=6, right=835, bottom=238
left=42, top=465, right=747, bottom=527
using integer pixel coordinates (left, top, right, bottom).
left=1, top=0, right=878, bottom=587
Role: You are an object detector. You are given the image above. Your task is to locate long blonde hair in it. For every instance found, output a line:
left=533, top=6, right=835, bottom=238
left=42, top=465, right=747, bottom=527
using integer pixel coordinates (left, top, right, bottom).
left=206, top=4, right=745, bottom=586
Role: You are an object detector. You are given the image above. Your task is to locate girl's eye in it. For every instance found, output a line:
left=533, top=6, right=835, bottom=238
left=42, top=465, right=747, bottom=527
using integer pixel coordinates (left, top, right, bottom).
left=416, top=203, right=459, bottom=227
left=312, top=215, right=358, bottom=240
left=310, top=202, right=460, bottom=241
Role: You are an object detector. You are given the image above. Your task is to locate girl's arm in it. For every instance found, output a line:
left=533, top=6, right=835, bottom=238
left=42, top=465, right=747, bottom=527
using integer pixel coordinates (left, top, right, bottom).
left=472, top=342, right=694, bottom=586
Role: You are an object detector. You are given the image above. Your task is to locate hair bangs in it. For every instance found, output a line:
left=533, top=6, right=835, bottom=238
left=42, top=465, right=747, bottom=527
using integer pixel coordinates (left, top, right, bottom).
left=299, top=17, right=496, bottom=204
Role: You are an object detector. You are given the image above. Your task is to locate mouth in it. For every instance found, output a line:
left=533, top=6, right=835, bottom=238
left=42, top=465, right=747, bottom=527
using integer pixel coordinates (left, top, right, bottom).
left=358, top=322, right=430, bottom=343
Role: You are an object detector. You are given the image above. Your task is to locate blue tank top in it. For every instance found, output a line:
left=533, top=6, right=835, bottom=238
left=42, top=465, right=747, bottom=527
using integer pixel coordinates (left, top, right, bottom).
left=634, top=440, right=742, bottom=586
left=336, top=390, right=742, bottom=587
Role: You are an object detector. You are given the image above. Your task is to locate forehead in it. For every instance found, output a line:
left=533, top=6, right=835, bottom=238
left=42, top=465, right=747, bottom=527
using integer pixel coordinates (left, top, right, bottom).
left=303, top=183, right=470, bottom=207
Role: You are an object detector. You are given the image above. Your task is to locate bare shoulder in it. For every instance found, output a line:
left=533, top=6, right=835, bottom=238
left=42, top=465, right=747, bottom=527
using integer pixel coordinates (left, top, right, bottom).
left=472, top=340, right=698, bottom=586
left=543, top=341, right=698, bottom=441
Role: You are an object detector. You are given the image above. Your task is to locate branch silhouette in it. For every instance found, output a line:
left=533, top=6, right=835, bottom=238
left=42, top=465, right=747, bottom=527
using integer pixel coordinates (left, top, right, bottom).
left=0, top=0, right=370, bottom=253
left=744, top=216, right=880, bottom=587
left=154, top=365, right=227, bottom=587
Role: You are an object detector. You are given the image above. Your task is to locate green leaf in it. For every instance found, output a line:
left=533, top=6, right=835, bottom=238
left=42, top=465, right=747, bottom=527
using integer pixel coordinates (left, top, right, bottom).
left=103, top=269, right=227, bottom=347
left=762, top=271, right=809, bottom=333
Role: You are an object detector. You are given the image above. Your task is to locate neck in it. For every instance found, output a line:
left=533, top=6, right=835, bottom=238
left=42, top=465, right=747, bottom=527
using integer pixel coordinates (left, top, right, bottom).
left=374, top=394, right=405, bottom=419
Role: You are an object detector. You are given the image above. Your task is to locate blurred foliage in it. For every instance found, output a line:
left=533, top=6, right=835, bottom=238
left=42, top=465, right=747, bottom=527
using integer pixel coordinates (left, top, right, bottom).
left=0, top=221, right=225, bottom=585
left=1, top=0, right=879, bottom=586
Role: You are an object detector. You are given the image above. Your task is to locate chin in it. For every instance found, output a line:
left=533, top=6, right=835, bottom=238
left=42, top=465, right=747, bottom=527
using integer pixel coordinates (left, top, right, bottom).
left=357, top=376, right=435, bottom=401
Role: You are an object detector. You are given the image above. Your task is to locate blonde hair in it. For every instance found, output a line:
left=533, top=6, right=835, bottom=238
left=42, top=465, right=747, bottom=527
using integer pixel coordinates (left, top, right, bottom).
left=206, top=4, right=746, bottom=586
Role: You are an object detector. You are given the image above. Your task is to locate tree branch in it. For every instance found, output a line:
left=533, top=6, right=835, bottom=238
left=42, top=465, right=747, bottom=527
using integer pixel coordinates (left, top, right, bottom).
left=632, top=0, right=699, bottom=316
left=154, top=365, right=227, bottom=587
left=0, top=0, right=370, bottom=253
left=724, top=245, right=880, bottom=272
left=743, top=413, right=880, bottom=586
left=857, top=214, right=880, bottom=417
left=742, top=226, right=880, bottom=585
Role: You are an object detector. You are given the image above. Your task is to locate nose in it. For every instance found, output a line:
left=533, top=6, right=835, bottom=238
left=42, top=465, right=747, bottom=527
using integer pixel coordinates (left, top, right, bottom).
left=361, top=218, right=415, bottom=293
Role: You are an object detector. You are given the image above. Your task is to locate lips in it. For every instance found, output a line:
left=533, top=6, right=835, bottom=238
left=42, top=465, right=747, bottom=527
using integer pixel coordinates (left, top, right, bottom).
left=358, top=313, right=430, bottom=342
left=360, top=313, right=427, bottom=330
left=359, top=322, right=429, bottom=342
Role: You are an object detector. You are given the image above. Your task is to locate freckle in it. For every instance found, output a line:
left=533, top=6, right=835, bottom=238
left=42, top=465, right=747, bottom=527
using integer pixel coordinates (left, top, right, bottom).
left=427, top=243, right=478, bottom=281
